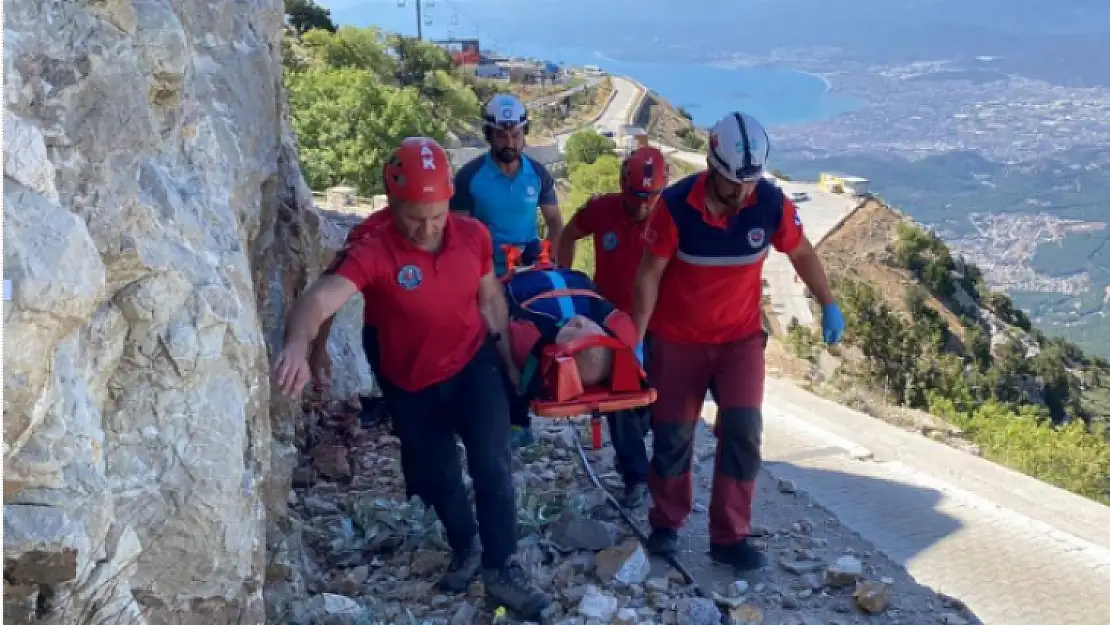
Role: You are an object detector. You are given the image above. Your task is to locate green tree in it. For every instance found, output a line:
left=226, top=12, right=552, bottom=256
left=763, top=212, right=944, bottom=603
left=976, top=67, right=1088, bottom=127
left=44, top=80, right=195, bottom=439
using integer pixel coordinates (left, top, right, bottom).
left=892, top=222, right=933, bottom=268
left=565, top=130, right=618, bottom=168
left=301, top=27, right=396, bottom=78
left=421, top=69, right=481, bottom=131
left=963, top=324, right=992, bottom=371
left=285, top=0, right=337, bottom=34
left=284, top=26, right=487, bottom=195
left=904, top=284, right=929, bottom=319
left=286, top=67, right=447, bottom=195
left=388, top=34, right=455, bottom=86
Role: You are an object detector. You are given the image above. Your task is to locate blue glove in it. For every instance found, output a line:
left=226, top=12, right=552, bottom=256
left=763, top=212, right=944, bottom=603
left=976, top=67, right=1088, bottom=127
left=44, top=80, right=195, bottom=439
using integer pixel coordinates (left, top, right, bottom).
left=822, top=303, right=845, bottom=344
left=633, top=342, right=645, bottom=365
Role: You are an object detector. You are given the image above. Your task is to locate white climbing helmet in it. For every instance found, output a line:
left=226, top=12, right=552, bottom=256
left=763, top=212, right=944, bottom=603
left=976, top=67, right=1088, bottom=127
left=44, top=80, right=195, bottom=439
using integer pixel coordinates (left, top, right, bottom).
left=483, top=93, right=529, bottom=132
left=706, top=112, right=771, bottom=183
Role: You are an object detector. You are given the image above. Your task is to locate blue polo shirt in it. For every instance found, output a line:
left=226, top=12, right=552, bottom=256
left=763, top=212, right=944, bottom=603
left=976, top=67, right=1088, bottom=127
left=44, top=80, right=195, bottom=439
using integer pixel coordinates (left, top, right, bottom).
left=451, top=152, right=558, bottom=275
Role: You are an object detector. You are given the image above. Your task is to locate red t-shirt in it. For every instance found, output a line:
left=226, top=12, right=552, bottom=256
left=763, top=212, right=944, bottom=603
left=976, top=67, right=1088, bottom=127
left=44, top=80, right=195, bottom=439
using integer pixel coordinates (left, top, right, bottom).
left=567, top=193, right=648, bottom=314
left=327, top=210, right=392, bottom=327
left=642, top=173, right=804, bottom=345
left=347, top=209, right=390, bottom=244
left=333, top=212, right=494, bottom=391
left=508, top=310, right=638, bottom=371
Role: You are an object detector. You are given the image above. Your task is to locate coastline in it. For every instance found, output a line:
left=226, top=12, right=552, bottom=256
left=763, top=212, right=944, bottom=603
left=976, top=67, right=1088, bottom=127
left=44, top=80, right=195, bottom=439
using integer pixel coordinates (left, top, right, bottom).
left=796, top=69, right=833, bottom=92
left=708, top=58, right=835, bottom=93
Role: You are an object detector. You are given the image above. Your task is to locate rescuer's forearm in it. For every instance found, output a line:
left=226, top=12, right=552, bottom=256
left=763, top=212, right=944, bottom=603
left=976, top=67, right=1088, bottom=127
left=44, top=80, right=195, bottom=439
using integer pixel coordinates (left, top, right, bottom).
left=790, top=245, right=835, bottom=307
left=632, top=273, right=661, bottom=342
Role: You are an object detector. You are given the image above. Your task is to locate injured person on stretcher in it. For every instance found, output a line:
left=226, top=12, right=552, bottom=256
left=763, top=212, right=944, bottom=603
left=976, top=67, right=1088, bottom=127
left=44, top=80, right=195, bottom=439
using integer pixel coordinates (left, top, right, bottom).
left=501, top=251, right=656, bottom=507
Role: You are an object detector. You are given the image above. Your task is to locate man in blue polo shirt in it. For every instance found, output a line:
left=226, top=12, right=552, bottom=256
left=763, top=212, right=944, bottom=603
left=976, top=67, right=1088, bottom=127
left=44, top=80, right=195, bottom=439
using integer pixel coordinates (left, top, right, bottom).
left=452, top=92, right=564, bottom=449
left=452, top=93, right=564, bottom=277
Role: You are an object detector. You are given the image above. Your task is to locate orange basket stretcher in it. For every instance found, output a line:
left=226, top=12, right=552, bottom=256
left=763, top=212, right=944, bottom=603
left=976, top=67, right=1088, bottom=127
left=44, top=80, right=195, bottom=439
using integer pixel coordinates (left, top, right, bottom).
left=500, top=241, right=657, bottom=449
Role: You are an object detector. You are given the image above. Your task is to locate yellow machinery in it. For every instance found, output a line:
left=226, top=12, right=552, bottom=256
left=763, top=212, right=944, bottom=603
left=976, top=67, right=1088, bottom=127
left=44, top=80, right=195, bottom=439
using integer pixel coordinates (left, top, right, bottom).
left=819, top=172, right=845, bottom=194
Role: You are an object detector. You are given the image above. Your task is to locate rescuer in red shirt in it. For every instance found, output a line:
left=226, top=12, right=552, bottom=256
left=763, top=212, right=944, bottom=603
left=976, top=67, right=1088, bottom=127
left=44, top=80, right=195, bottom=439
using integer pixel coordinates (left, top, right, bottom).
left=313, top=209, right=393, bottom=427
left=271, top=137, right=551, bottom=619
left=555, top=146, right=668, bottom=507
left=632, top=113, right=846, bottom=572
left=557, top=146, right=668, bottom=314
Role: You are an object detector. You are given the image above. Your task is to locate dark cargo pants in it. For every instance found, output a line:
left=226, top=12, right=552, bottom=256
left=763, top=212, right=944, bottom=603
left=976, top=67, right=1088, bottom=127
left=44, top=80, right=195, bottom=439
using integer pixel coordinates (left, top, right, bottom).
left=646, top=333, right=766, bottom=545
left=607, top=407, right=651, bottom=485
left=378, top=340, right=518, bottom=569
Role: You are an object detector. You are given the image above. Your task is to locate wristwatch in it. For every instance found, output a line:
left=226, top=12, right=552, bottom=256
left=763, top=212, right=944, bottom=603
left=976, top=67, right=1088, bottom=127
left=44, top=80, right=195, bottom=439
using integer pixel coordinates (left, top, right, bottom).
left=490, top=331, right=503, bottom=342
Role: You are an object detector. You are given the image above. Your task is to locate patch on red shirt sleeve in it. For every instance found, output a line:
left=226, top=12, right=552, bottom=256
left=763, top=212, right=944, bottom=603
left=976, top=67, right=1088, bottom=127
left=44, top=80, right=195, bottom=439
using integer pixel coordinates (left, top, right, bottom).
left=509, top=321, right=541, bottom=369
left=642, top=199, right=678, bottom=258
left=772, top=195, right=804, bottom=254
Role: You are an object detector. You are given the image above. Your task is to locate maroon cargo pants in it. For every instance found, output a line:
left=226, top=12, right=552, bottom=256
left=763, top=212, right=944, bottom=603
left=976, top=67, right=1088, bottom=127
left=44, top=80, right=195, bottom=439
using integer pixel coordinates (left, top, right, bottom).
left=646, top=332, right=766, bottom=545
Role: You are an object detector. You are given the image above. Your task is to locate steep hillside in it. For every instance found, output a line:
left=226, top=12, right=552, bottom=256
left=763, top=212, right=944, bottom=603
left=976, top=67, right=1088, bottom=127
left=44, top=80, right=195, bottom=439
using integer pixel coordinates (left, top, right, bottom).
left=776, top=199, right=1110, bottom=503
left=634, top=90, right=709, bottom=152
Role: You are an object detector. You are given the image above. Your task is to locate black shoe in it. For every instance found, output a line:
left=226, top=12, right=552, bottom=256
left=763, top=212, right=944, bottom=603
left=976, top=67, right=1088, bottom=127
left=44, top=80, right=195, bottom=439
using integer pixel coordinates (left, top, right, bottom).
left=620, top=483, right=648, bottom=509
left=438, top=538, right=482, bottom=592
left=645, top=527, right=678, bottom=556
left=709, top=539, right=767, bottom=571
left=482, top=561, right=551, bottom=620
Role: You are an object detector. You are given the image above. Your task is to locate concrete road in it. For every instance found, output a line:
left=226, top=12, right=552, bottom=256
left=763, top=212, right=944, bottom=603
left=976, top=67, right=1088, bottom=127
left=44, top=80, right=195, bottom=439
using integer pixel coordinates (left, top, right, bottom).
left=733, top=377, right=1110, bottom=625
left=763, top=181, right=860, bottom=328
left=554, top=75, right=643, bottom=152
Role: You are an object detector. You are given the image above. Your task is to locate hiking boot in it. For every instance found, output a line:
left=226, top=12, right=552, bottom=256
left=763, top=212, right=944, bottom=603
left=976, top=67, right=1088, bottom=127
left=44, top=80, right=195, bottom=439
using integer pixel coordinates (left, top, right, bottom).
left=709, top=539, right=767, bottom=572
left=509, top=425, right=536, bottom=450
left=482, top=561, right=551, bottom=620
left=645, top=527, right=678, bottom=556
left=620, top=483, right=648, bottom=509
left=438, top=538, right=482, bottom=592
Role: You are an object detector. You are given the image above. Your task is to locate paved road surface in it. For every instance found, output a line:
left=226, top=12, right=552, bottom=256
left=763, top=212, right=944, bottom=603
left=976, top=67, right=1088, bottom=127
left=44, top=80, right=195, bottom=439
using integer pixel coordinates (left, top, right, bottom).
left=762, top=184, right=859, bottom=328
left=554, top=75, right=643, bottom=152
left=713, top=378, right=1110, bottom=625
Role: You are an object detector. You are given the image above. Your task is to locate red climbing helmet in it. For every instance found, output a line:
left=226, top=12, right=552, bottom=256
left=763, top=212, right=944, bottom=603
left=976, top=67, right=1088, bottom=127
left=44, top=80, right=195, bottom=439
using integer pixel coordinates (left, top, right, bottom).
left=621, top=146, right=667, bottom=198
left=382, top=137, right=454, bottom=203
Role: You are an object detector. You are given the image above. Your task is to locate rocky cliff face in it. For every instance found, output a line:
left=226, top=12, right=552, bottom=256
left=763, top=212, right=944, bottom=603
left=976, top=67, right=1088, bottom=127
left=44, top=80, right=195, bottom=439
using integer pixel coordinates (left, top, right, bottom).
left=3, top=1, right=326, bottom=623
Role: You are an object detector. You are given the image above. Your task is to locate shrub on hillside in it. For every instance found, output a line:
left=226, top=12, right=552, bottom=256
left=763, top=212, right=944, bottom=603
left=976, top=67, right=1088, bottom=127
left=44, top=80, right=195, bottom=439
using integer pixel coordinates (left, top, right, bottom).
left=565, top=130, right=617, bottom=168
left=675, top=127, right=705, bottom=151
left=830, top=273, right=1110, bottom=503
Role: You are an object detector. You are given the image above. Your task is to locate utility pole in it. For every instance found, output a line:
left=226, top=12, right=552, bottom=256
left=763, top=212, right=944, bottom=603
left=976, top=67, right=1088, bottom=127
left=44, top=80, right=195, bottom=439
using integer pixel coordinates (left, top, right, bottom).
left=397, top=0, right=425, bottom=41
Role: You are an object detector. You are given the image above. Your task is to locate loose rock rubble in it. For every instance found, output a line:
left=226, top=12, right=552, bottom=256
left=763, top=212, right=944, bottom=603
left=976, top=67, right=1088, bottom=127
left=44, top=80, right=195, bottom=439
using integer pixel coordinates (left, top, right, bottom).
left=278, top=402, right=983, bottom=624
